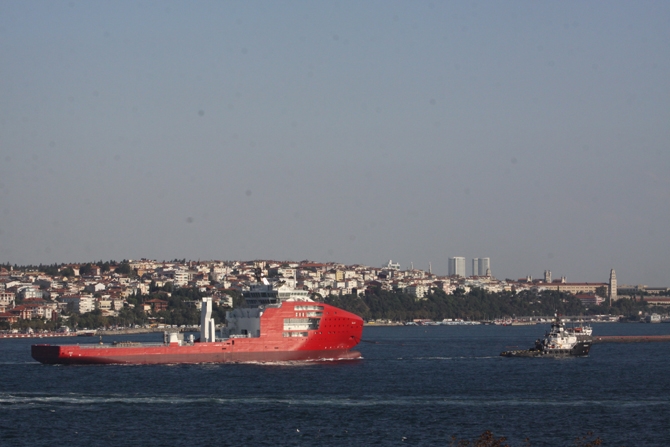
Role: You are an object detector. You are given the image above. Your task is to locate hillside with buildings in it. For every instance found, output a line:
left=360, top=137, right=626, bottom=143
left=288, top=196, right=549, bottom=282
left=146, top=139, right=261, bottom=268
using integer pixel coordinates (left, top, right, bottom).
left=0, top=259, right=667, bottom=331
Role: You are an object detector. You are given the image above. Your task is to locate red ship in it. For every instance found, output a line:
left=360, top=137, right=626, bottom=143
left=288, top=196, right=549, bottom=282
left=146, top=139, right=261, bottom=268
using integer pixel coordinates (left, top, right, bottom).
left=32, top=280, right=363, bottom=365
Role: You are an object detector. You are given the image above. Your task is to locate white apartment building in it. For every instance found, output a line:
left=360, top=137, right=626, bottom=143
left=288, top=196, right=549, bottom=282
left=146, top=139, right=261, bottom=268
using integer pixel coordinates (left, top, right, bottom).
left=59, top=295, right=95, bottom=314
left=18, top=286, right=44, bottom=300
left=84, top=282, right=106, bottom=293
left=0, top=291, right=15, bottom=311
left=277, top=267, right=296, bottom=279
left=173, top=269, right=189, bottom=287
left=405, top=284, right=428, bottom=299
left=97, top=300, right=112, bottom=311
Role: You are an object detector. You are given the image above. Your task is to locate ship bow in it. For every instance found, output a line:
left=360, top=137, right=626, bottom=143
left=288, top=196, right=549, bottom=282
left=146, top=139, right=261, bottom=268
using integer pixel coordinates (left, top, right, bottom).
left=31, top=344, right=64, bottom=364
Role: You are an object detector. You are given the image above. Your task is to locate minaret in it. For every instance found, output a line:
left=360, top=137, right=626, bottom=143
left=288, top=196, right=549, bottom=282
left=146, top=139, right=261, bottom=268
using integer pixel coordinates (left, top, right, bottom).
left=609, top=269, right=617, bottom=306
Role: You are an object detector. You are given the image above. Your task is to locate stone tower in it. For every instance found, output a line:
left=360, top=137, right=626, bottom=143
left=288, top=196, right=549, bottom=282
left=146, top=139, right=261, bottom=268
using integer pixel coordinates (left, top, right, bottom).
left=609, top=269, right=617, bottom=305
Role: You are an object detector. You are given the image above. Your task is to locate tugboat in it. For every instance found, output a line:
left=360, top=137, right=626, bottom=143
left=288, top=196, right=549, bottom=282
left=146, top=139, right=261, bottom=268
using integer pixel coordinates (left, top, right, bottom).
left=500, top=314, right=592, bottom=358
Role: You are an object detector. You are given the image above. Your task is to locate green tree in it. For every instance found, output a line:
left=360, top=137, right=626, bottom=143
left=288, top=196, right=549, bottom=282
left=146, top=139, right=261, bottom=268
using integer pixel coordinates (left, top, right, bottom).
left=60, top=267, right=75, bottom=277
left=325, top=294, right=371, bottom=320
left=115, top=263, right=132, bottom=275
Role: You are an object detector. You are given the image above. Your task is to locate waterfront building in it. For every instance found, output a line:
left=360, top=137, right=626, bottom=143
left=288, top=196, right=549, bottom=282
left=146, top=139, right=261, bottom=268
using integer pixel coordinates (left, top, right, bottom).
left=533, top=282, right=608, bottom=296
left=576, top=293, right=605, bottom=307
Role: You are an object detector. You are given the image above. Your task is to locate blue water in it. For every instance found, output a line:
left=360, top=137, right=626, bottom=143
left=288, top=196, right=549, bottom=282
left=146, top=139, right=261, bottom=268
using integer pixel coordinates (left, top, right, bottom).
left=2, top=323, right=670, bottom=446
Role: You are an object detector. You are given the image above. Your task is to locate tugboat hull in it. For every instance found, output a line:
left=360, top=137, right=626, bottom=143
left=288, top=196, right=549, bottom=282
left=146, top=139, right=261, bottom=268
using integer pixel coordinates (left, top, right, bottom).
left=501, top=340, right=591, bottom=358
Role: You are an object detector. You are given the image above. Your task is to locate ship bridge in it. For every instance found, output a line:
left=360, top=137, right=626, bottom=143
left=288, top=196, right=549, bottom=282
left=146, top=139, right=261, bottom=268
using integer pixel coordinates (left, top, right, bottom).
left=242, top=280, right=312, bottom=307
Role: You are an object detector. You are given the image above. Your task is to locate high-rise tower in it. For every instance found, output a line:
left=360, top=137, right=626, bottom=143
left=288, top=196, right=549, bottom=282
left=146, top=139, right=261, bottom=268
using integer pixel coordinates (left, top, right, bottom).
left=609, top=269, right=617, bottom=305
left=449, top=257, right=466, bottom=277
left=478, top=258, right=490, bottom=277
left=472, top=258, right=479, bottom=276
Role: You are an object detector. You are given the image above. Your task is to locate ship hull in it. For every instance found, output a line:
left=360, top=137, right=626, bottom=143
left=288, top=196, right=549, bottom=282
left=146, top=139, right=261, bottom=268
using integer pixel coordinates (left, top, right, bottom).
left=32, top=343, right=361, bottom=365
left=32, top=301, right=364, bottom=365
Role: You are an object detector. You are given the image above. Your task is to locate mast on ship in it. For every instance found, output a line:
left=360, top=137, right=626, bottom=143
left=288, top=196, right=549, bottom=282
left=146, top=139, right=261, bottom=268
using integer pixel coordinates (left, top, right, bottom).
left=200, top=297, right=216, bottom=342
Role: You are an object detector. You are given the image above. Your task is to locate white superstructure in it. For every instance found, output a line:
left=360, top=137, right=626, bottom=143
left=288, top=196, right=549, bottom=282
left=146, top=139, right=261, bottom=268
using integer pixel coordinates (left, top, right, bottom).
left=221, top=279, right=313, bottom=339
left=241, top=278, right=312, bottom=307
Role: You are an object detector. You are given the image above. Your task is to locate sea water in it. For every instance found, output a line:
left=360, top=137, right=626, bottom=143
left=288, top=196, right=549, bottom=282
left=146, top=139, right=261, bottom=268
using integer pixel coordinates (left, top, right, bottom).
left=1, top=323, right=669, bottom=446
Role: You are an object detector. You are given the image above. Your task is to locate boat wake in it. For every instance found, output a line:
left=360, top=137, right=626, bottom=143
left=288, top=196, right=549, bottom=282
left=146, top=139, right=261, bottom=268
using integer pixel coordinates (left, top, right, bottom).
left=0, top=361, right=37, bottom=365
left=396, top=356, right=498, bottom=361
left=1, top=392, right=667, bottom=409
left=226, top=356, right=363, bottom=367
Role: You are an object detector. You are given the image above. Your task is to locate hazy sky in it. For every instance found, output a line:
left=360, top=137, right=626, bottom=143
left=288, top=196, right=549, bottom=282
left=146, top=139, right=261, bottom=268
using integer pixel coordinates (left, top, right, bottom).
left=1, top=1, right=669, bottom=285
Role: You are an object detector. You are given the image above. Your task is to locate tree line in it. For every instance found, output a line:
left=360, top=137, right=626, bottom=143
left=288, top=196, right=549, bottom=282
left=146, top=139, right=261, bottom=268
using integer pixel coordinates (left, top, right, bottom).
left=3, top=285, right=662, bottom=332
left=325, top=287, right=660, bottom=322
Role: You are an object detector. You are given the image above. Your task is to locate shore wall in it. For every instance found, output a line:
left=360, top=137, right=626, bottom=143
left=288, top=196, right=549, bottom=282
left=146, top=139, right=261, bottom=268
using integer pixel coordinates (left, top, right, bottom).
left=96, top=327, right=198, bottom=335
left=592, top=335, right=670, bottom=343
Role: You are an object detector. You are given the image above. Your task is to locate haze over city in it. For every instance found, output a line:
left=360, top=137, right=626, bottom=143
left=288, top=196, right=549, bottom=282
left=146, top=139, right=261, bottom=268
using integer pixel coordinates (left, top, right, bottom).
left=1, top=1, right=669, bottom=286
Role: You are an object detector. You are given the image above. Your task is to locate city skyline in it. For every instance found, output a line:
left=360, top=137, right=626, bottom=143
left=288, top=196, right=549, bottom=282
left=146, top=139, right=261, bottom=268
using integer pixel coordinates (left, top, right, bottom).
left=2, top=256, right=631, bottom=287
left=1, top=2, right=668, bottom=286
